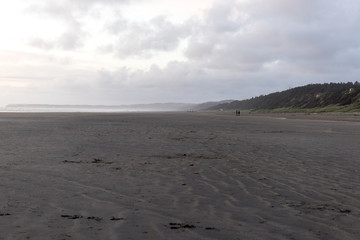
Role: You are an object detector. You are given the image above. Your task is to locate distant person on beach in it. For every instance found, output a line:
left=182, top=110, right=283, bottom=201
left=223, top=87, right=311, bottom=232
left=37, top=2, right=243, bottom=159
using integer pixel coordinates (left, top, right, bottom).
left=235, top=110, right=240, bottom=116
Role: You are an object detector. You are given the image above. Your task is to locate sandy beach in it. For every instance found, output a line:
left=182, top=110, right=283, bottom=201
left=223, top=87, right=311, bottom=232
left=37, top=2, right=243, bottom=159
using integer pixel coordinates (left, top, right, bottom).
left=0, top=112, right=359, bottom=240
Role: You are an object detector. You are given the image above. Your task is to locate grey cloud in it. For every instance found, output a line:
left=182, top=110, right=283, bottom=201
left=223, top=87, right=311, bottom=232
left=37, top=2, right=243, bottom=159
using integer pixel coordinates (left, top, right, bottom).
left=28, top=38, right=55, bottom=50
left=94, top=61, right=204, bottom=90
left=106, top=14, right=129, bottom=34
left=25, top=0, right=117, bottom=51
left=26, top=1, right=77, bottom=25
left=89, top=61, right=289, bottom=103
left=32, top=63, right=202, bottom=104
left=182, top=40, right=214, bottom=61
left=95, top=67, right=130, bottom=87
left=29, top=0, right=130, bottom=13
left=58, top=28, right=87, bottom=50
left=72, top=0, right=131, bottom=8
left=204, top=1, right=244, bottom=33
left=244, top=0, right=326, bottom=23
left=108, top=16, right=190, bottom=57
left=133, top=61, right=205, bottom=88
left=185, top=0, right=360, bottom=75
left=28, top=27, right=87, bottom=51
left=26, top=1, right=84, bottom=51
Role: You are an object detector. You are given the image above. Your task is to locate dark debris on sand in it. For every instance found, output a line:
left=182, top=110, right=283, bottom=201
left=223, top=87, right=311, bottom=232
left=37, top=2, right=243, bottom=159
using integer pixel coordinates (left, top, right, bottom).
left=62, top=158, right=113, bottom=165
left=63, top=160, right=83, bottom=164
left=0, top=212, right=11, bottom=216
left=167, top=222, right=218, bottom=231
left=168, top=223, right=196, bottom=230
left=92, top=158, right=113, bottom=164
left=110, top=216, right=125, bottom=221
left=61, top=214, right=83, bottom=219
left=61, top=214, right=102, bottom=221
left=61, top=214, right=126, bottom=222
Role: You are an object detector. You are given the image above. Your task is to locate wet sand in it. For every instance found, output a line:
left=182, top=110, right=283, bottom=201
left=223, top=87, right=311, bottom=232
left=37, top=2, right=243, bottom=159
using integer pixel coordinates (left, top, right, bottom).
left=0, top=112, right=359, bottom=239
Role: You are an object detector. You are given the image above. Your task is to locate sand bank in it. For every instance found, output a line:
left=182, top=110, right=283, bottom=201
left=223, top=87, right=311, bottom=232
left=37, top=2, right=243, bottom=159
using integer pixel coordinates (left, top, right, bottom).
left=0, top=112, right=359, bottom=239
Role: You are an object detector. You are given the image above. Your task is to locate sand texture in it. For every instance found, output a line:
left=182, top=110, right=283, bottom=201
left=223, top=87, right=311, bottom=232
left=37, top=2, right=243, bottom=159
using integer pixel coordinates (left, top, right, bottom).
left=0, top=112, right=359, bottom=240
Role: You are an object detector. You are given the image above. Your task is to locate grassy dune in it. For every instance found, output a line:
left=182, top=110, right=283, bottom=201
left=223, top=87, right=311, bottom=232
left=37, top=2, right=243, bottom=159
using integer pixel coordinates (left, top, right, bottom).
left=251, top=104, right=360, bottom=114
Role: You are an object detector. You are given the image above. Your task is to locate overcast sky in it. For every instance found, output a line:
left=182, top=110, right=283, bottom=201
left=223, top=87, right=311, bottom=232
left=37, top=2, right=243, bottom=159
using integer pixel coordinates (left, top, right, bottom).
left=0, top=0, right=359, bottom=105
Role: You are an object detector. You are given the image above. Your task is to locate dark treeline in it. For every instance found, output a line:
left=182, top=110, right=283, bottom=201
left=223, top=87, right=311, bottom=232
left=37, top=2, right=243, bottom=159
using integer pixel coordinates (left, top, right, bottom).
left=208, top=82, right=360, bottom=110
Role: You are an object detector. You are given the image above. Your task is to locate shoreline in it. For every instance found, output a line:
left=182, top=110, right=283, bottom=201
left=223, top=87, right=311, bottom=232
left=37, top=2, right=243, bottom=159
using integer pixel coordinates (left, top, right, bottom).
left=0, top=110, right=359, bottom=123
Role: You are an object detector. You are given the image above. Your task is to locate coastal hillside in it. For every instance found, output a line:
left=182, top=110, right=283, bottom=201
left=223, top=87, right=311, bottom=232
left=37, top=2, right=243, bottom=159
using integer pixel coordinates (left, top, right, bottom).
left=190, top=100, right=234, bottom=111
left=207, top=82, right=360, bottom=112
